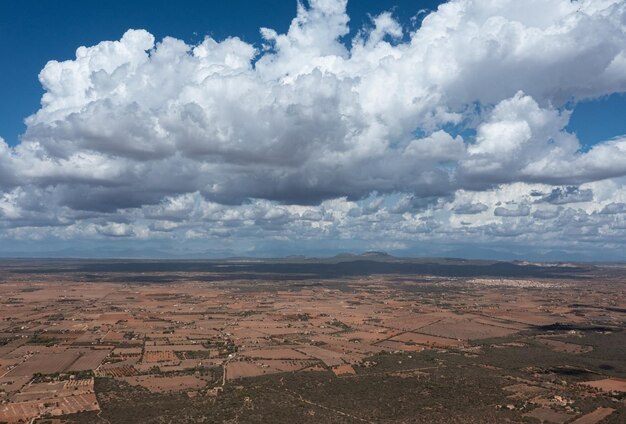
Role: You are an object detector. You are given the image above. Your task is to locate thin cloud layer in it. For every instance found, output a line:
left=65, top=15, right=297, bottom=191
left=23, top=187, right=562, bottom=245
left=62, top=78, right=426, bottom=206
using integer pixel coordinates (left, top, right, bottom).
left=1, top=0, right=626, bottom=258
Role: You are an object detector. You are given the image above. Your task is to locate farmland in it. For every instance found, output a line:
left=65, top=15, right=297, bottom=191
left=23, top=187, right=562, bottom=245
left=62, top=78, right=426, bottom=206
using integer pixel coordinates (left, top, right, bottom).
left=0, top=257, right=624, bottom=423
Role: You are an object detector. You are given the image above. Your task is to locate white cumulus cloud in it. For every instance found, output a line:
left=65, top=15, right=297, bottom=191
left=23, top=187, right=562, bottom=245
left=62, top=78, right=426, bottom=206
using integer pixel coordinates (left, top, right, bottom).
left=1, top=0, right=626, bottom=258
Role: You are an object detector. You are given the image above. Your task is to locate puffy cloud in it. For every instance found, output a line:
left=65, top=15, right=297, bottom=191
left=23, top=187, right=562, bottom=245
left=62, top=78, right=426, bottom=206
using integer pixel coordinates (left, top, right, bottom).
left=405, top=131, right=465, bottom=162
left=532, top=208, right=562, bottom=220
left=540, top=186, right=594, bottom=205
left=0, top=138, right=17, bottom=188
left=600, top=202, right=626, bottom=215
left=458, top=92, right=626, bottom=187
left=453, top=203, right=489, bottom=215
left=96, top=222, right=137, bottom=238
left=7, top=0, right=626, bottom=203
left=1, top=0, right=626, bottom=258
left=461, top=92, right=577, bottom=184
left=494, top=204, right=531, bottom=217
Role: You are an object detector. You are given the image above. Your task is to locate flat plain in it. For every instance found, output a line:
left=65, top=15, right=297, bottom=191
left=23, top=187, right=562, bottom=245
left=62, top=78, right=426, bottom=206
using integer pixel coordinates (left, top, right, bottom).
left=0, top=256, right=624, bottom=423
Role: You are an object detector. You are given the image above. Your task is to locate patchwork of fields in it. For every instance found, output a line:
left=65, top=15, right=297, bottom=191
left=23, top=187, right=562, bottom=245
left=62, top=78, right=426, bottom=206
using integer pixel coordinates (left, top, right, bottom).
left=0, top=259, right=624, bottom=423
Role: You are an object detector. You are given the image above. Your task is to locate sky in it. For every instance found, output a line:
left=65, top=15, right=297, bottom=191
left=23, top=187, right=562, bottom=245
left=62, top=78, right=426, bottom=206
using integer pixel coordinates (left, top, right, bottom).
left=1, top=0, right=626, bottom=261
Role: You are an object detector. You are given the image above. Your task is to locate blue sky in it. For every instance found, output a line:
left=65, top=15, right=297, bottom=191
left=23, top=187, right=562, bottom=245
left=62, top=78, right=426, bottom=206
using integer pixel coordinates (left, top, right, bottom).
left=1, top=0, right=626, bottom=260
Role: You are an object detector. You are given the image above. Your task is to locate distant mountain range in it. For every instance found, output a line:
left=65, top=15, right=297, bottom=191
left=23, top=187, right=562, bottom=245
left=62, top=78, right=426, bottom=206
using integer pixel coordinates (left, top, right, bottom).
left=1, top=252, right=611, bottom=281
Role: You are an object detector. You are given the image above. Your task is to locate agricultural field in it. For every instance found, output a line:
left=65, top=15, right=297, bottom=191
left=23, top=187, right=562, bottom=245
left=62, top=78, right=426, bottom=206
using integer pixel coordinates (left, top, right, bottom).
left=0, top=257, right=624, bottom=423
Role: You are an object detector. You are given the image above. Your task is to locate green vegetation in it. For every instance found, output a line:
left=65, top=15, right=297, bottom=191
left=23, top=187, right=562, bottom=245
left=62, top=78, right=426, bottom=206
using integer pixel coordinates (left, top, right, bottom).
left=28, top=334, right=60, bottom=346
left=32, top=370, right=94, bottom=383
left=326, top=319, right=351, bottom=331
left=175, top=350, right=213, bottom=360
left=203, top=338, right=237, bottom=357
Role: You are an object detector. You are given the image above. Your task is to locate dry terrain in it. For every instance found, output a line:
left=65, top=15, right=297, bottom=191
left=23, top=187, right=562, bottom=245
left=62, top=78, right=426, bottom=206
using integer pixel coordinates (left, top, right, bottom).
left=0, top=258, right=624, bottom=423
